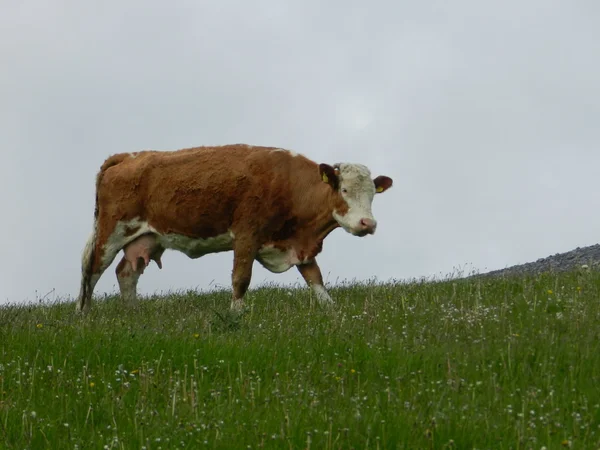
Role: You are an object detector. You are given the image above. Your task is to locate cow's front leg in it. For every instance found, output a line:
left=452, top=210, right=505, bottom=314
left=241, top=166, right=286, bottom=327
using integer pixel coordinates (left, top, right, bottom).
left=230, top=238, right=257, bottom=312
left=297, top=260, right=334, bottom=306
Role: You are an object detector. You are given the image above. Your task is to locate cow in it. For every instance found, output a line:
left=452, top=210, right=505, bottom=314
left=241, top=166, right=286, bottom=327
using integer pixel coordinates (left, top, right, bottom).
left=76, top=144, right=393, bottom=313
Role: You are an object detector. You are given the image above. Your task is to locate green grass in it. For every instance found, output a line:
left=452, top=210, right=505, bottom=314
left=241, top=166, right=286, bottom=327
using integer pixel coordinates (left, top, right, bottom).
left=1, top=268, right=600, bottom=449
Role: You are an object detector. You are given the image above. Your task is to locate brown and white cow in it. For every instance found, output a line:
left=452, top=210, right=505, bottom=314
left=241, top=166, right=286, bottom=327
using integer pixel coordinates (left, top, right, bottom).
left=76, top=144, right=393, bottom=313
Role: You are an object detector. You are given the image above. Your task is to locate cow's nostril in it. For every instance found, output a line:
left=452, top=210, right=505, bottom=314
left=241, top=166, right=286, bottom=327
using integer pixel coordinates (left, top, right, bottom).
left=360, top=218, right=377, bottom=231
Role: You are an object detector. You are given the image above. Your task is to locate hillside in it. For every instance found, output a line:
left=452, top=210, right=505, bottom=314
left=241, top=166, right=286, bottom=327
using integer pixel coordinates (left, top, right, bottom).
left=1, top=262, right=599, bottom=448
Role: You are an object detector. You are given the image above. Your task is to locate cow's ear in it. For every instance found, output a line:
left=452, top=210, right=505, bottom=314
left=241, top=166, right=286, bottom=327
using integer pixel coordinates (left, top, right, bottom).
left=319, top=163, right=339, bottom=189
left=374, top=175, right=393, bottom=193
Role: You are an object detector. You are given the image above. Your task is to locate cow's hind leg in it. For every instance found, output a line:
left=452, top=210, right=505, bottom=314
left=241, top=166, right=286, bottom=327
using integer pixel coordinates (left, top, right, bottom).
left=115, top=257, right=144, bottom=306
left=77, top=220, right=128, bottom=314
left=77, top=230, right=101, bottom=314
left=116, top=244, right=164, bottom=306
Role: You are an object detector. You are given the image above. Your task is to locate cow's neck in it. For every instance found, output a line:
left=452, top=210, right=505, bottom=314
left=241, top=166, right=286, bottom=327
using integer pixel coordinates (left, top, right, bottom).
left=312, top=210, right=340, bottom=242
left=288, top=182, right=341, bottom=259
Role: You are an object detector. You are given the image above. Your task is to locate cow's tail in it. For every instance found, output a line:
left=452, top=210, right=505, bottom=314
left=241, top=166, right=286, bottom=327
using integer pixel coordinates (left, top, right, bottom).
left=78, top=153, right=131, bottom=312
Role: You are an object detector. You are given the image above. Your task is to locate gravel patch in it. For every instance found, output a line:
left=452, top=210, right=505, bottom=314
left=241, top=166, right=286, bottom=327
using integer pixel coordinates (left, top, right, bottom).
left=472, top=244, right=600, bottom=279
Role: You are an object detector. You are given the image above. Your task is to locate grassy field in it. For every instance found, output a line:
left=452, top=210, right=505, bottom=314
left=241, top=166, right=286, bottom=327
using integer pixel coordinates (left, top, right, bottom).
left=1, top=269, right=600, bottom=449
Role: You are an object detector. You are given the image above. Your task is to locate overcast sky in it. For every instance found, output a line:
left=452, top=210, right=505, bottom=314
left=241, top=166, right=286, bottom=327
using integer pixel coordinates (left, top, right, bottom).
left=2, top=0, right=599, bottom=304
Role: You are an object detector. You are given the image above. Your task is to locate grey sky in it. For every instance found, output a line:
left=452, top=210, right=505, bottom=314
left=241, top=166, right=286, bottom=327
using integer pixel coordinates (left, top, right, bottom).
left=2, top=0, right=599, bottom=304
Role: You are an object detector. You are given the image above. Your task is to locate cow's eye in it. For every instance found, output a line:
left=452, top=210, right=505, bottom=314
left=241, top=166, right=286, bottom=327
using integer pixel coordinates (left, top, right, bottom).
left=341, top=188, right=348, bottom=194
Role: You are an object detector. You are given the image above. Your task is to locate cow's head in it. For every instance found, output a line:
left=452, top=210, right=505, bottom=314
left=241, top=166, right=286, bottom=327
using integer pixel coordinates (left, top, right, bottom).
left=319, top=162, right=393, bottom=236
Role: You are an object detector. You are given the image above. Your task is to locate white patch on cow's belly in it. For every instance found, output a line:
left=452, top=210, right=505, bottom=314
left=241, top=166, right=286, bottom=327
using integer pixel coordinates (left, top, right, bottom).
left=158, top=231, right=235, bottom=259
left=102, top=219, right=235, bottom=267
left=256, top=245, right=302, bottom=273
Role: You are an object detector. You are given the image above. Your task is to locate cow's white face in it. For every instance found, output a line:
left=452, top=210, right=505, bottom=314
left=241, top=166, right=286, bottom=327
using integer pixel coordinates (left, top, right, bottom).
left=319, top=162, right=393, bottom=237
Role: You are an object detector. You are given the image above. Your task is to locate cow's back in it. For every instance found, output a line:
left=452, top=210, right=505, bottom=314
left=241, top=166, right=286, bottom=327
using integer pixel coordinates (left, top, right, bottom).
left=97, top=144, right=316, bottom=239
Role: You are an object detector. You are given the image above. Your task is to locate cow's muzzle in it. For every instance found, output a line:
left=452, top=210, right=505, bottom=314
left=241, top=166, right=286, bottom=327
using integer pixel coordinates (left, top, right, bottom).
left=354, top=218, right=377, bottom=236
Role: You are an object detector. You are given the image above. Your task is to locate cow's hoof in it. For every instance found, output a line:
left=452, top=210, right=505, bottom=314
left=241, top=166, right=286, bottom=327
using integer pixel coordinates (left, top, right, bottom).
left=76, top=301, right=91, bottom=316
left=229, top=307, right=249, bottom=320
left=230, top=299, right=246, bottom=312
left=122, top=298, right=140, bottom=309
